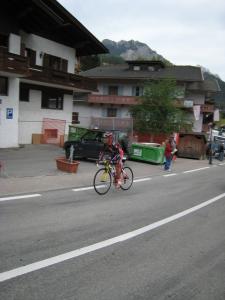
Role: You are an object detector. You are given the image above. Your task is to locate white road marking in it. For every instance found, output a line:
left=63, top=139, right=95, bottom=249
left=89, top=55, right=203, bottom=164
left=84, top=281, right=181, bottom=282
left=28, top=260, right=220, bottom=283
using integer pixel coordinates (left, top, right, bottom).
left=72, top=186, right=94, bottom=192
left=0, top=192, right=224, bottom=282
left=133, top=178, right=151, bottom=183
left=0, top=194, right=41, bottom=202
left=218, top=162, right=225, bottom=166
left=182, top=167, right=210, bottom=173
left=163, top=173, right=177, bottom=177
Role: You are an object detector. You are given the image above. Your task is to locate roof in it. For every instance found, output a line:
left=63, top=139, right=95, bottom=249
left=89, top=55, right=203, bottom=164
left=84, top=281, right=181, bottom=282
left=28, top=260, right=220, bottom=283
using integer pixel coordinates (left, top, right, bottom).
left=1, top=0, right=108, bottom=56
left=81, top=63, right=204, bottom=82
left=187, top=79, right=221, bottom=92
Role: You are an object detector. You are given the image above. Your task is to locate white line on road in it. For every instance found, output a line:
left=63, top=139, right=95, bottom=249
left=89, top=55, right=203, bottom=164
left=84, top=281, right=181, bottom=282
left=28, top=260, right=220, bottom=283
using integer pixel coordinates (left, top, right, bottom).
left=133, top=178, right=151, bottom=183
left=72, top=186, right=94, bottom=192
left=182, top=167, right=210, bottom=174
left=72, top=178, right=152, bottom=192
left=163, top=173, right=177, bottom=177
left=0, top=192, right=224, bottom=282
left=0, top=194, right=41, bottom=202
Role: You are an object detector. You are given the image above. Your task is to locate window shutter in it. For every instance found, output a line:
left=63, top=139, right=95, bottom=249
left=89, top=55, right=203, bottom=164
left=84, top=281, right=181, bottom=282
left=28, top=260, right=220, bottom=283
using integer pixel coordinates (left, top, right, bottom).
left=61, top=59, right=68, bottom=72
left=43, top=53, right=49, bottom=68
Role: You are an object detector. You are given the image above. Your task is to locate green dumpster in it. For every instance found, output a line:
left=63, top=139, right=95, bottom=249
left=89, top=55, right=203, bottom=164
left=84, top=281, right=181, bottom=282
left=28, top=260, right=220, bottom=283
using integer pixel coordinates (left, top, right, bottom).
left=130, top=143, right=165, bottom=164
left=68, top=125, right=88, bottom=141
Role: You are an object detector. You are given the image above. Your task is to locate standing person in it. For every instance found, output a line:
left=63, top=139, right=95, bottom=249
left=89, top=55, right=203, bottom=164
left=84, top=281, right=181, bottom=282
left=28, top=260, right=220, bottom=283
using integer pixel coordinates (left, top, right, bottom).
left=164, top=137, right=174, bottom=171
left=98, top=132, right=124, bottom=188
left=218, top=142, right=224, bottom=161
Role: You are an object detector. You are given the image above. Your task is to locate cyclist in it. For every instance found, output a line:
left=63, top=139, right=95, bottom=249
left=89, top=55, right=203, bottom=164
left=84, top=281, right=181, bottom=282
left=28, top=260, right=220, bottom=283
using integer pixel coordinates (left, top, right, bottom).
left=98, top=132, right=124, bottom=188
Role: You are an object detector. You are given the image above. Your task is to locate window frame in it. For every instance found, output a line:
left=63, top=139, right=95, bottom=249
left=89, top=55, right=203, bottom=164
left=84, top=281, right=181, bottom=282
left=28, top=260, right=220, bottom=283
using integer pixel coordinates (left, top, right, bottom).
left=108, top=86, right=118, bottom=95
left=41, top=88, right=64, bottom=110
left=107, top=107, right=117, bottom=117
left=0, top=76, right=8, bottom=96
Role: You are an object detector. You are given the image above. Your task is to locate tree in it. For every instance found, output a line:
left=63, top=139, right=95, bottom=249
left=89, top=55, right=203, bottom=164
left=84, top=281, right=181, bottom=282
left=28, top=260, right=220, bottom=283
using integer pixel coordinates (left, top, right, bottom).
left=129, top=79, right=191, bottom=135
left=79, top=55, right=100, bottom=71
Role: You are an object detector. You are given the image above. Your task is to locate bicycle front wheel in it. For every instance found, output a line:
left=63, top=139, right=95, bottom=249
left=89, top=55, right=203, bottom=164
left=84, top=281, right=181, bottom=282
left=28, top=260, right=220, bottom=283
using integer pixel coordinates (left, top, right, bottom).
left=120, top=166, right=133, bottom=190
left=93, top=168, right=112, bottom=195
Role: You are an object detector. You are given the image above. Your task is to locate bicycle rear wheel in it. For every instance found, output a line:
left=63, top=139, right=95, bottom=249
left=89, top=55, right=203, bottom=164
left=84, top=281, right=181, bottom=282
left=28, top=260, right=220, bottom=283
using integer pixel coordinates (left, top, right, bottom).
left=93, top=168, right=112, bottom=195
left=120, top=166, right=133, bottom=190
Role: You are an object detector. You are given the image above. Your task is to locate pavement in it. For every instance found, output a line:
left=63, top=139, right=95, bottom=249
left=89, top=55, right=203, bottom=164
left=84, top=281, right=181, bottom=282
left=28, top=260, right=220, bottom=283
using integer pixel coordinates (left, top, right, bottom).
left=0, top=144, right=215, bottom=197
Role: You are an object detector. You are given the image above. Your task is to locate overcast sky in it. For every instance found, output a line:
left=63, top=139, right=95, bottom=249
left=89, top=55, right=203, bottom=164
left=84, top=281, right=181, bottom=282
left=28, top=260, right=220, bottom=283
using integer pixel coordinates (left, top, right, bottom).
left=58, top=0, right=225, bottom=81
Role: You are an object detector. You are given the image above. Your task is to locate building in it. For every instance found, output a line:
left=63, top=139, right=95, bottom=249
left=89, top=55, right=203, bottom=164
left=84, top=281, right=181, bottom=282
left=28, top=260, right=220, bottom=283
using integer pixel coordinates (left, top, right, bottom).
left=74, top=60, right=220, bottom=135
left=0, top=0, right=108, bottom=148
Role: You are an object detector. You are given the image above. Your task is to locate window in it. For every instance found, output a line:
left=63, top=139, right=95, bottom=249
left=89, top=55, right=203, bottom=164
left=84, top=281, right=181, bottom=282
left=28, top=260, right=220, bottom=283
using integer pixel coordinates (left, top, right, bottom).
left=0, top=34, right=8, bottom=48
left=19, top=84, right=29, bottom=102
left=25, top=48, right=36, bottom=66
left=133, top=86, right=143, bottom=97
left=107, top=108, right=117, bottom=117
left=72, top=112, right=80, bottom=124
left=133, top=66, right=140, bottom=71
left=148, top=66, right=155, bottom=71
left=43, top=54, right=68, bottom=72
left=0, top=76, right=8, bottom=95
left=108, top=86, right=118, bottom=95
left=42, top=89, right=63, bottom=110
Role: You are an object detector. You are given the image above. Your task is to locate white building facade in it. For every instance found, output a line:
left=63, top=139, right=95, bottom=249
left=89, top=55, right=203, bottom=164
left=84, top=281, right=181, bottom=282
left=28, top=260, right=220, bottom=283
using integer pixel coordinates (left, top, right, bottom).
left=0, top=0, right=107, bottom=148
left=75, top=61, right=220, bottom=134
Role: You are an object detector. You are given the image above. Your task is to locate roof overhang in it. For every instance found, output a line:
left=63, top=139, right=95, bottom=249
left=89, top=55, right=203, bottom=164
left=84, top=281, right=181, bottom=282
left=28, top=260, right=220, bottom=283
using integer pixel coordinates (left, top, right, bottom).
left=2, top=0, right=108, bottom=56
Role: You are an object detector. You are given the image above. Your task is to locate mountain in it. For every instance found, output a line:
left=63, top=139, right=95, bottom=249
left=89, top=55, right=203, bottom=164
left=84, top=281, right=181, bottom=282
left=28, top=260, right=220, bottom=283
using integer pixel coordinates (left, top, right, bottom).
left=102, top=39, right=166, bottom=61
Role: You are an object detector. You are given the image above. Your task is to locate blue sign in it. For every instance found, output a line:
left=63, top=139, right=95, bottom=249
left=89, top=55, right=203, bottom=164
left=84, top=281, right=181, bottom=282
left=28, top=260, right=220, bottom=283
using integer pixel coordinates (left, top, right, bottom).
left=6, top=108, right=13, bottom=119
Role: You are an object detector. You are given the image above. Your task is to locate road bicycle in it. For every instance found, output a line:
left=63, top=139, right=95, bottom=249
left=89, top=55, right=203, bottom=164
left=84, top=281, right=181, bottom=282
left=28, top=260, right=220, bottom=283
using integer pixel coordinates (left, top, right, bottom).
left=93, top=158, right=133, bottom=195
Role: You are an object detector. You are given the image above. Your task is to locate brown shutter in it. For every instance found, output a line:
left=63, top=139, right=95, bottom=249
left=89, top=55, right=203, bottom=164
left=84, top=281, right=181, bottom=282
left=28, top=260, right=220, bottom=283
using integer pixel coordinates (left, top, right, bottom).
left=43, top=53, right=50, bottom=68
left=61, top=59, right=68, bottom=72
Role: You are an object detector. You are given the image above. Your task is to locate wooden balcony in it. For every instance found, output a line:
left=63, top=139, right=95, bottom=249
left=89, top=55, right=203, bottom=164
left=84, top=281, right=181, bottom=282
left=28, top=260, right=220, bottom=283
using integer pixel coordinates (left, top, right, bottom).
left=0, top=47, right=29, bottom=76
left=27, top=66, right=97, bottom=91
left=88, top=94, right=137, bottom=105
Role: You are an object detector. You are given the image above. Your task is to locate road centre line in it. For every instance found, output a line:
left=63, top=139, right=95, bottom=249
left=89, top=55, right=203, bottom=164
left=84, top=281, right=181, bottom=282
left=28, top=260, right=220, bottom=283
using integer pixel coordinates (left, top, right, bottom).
left=133, top=177, right=151, bottom=183
left=72, top=186, right=94, bottom=192
left=72, top=178, right=152, bottom=192
left=163, top=173, right=177, bottom=177
left=182, top=167, right=210, bottom=174
left=0, top=192, right=224, bottom=283
left=0, top=194, right=41, bottom=202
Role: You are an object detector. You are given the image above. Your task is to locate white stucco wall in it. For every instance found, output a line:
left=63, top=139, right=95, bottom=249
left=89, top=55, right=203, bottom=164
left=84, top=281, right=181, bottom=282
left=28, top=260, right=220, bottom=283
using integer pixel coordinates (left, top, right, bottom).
left=0, top=78, right=20, bottom=148
left=9, top=34, right=21, bottom=55
left=20, top=33, right=77, bottom=73
left=73, top=103, right=131, bottom=130
left=19, top=91, right=73, bottom=144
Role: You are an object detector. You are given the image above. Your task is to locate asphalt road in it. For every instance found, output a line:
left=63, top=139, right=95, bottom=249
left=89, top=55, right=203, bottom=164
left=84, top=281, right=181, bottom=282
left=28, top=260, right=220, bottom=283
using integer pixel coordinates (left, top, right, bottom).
left=0, top=165, right=225, bottom=299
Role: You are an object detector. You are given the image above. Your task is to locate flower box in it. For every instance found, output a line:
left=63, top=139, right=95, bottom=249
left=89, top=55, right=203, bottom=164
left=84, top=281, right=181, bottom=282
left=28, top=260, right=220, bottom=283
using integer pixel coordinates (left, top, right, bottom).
left=56, top=157, right=80, bottom=173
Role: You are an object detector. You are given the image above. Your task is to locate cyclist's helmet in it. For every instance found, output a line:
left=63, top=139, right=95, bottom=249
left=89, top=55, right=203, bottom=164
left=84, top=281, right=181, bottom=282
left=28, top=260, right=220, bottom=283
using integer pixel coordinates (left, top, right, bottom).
left=103, top=132, right=113, bottom=145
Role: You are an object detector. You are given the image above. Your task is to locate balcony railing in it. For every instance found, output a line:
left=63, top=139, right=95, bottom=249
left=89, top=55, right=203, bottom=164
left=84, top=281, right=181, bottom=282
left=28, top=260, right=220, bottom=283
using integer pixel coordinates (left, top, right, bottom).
left=88, top=94, right=138, bottom=105
left=28, top=66, right=97, bottom=91
left=0, top=46, right=29, bottom=76
left=91, top=116, right=133, bottom=131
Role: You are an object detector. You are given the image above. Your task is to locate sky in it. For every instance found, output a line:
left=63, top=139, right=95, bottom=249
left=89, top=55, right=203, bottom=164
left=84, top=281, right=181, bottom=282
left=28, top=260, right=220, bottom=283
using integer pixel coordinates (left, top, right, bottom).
left=58, top=0, right=225, bottom=81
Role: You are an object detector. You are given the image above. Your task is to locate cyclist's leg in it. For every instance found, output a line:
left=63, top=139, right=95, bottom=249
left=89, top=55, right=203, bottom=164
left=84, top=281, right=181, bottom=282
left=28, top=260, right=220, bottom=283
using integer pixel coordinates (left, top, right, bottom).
left=115, top=160, right=122, bottom=188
